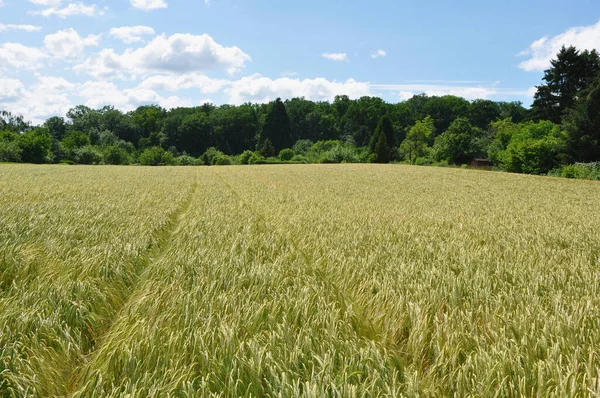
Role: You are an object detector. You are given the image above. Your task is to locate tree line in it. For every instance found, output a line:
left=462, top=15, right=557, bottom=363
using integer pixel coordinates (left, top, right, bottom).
left=1, top=46, right=600, bottom=178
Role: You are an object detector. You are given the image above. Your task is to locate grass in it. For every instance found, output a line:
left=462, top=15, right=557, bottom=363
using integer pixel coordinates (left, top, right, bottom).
left=1, top=163, right=600, bottom=397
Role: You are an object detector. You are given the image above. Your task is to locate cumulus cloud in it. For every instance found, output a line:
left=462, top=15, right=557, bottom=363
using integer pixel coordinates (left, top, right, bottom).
left=32, top=2, right=104, bottom=18
left=519, top=20, right=600, bottom=72
left=225, top=74, right=371, bottom=104
left=109, top=26, right=156, bottom=44
left=138, top=73, right=228, bottom=93
left=0, top=76, right=76, bottom=123
left=75, top=33, right=251, bottom=79
left=0, top=78, right=26, bottom=101
left=0, top=24, right=42, bottom=32
left=44, top=28, right=100, bottom=58
left=371, top=83, right=534, bottom=101
left=0, top=75, right=192, bottom=123
left=371, top=49, right=386, bottom=58
left=130, top=0, right=167, bottom=11
left=79, top=81, right=189, bottom=110
left=0, top=43, right=47, bottom=70
left=322, top=52, right=348, bottom=61
left=28, top=0, right=63, bottom=5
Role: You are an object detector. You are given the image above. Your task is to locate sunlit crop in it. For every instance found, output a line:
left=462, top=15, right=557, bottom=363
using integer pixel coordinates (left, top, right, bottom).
left=1, top=164, right=600, bottom=397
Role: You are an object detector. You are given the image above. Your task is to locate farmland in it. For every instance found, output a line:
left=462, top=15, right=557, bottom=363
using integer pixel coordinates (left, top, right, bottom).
left=1, top=164, right=600, bottom=397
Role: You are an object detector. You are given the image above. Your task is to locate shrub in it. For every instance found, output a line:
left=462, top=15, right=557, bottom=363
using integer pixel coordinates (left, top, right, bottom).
left=278, top=148, right=295, bottom=161
left=0, top=140, right=22, bottom=162
left=293, top=139, right=313, bottom=155
left=74, top=145, right=103, bottom=165
left=138, top=146, right=175, bottom=166
left=174, top=155, right=200, bottom=166
left=239, top=150, right=255, bottom=165
left=320, top=145, right=359, bottom=164
left=103, top=146, right=132, bottom=165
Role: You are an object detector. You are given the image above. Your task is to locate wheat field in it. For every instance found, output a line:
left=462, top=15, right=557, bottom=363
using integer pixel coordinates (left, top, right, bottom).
left=1, top=164, right=600, bottom=397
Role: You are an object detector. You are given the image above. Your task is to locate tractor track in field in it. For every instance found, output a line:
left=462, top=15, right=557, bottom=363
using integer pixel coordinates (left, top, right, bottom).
left=212, top=168, right=382, bottom=344
left=65, top=169, right=200, bottom=396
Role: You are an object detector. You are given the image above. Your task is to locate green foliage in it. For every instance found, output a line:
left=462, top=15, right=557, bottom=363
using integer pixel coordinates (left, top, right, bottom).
left=549, top=162, right=600, bottom=179
left=372, top=130, right=390, bottom=163
left=0, top=140, right=22, bottom=162
left=174, top=155, right=201, bottom=166
left=292, top=139, right=314, bottom=155
left=201, top=147, right=231, bottom=166
left=320, top=143, right=359, bottom=163
left=399, top=116, right=435, bottom=164
left=369, top=115, right=395, bottom=158
left=179, top=112, right=211, bottom=156
left=278, top=148, right=295, bottom=161
left=433, top=117, right=482, bottom=164
left=103, top=146, right=132, bottom=165
left=562, top=73, right=600, bottom=162
left=138, top=146, right=175, bottom=166
left=497, top=121, right=567, bottom=174
left=531, top=46, right=600, bottom=123
left=259, top=98, right=293, bottom=152
left=18, top=127, right=52, bottom=164
left=258, top=138, right=276, bottom=158
left=238, top=150, right=255, bottom=165
left=0, top=110, right=29, bottom=133
left=74, top=145, right=103, bottom=165
left=61, top=130, right=90, bottom=160
left=247, top=153, right=265, bottom=164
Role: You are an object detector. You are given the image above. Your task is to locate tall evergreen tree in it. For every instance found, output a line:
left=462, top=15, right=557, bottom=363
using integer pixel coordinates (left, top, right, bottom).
left=562, top=73, right=600, bottom=162
left=531, top=46, right=600, bottom=123
left=258, top=98, right=293, bottom=153
left=372, top=130, right=390, bottom=163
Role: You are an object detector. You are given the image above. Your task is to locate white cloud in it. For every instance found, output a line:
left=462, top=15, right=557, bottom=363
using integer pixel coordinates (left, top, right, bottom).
left=0, top=78, right=26, bottom=101
left=519, top=20, right=600, bottom=72
left=371, top=49, right=387, bottom=59
left=109, top=26, right=155, bottom=44
left=75, top=33, right=251, bottom=79
left=32, top=2, right=104, bottom=18
left=322, top=52, right=348, bottom=62
left=130, top=0, right=167, bottom=11
left=78, top=81, right=189, bottom=110
left=44, top=28, right=100, bottom=58
left=225, top=74, right=371, bottom=104
left=0, top=24, right=42, bottom=32
left=0, top=43, right=47, bottom=70
left=28, top=0, right=63, bottom=5
left=0, top=76, right=76, bottom=123
left=372, top=83, right=534, bottom=101
left=138, top=73, right=228, bottom=93
left=0, top=75, right=193, bottom=123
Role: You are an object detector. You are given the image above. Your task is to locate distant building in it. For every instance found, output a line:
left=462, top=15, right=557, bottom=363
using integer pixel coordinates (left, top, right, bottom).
left=470, top=158, right=492, bottom=168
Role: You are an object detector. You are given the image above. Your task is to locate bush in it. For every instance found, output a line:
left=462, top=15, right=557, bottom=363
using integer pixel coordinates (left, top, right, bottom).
left=214, top=155, right=232, bottom=165
left=103, top=146, right=132, bottom=165
left=0, top=140, right=22, bottom=162
left=278, top=148, right=295, bottom=161
left=174, top=155, right=201, bottom=166
left=18, top=128, right=52, bottom=164
left=320, top=145, right=359, bottom=164
left=248, top=153, right=265, bottom=164
left=239, top=150, right=255, bottom=165
left=74, top=145, right=103, bottom=165
left=550, top=163, right=600, bottom=180
left=138, top=146, right=175, bottom=166
left=293, top=139, right=313, bottom=155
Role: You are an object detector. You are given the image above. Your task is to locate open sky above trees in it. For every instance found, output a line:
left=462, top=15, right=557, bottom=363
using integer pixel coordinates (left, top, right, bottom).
left=1, top=0, right=600, bottom=123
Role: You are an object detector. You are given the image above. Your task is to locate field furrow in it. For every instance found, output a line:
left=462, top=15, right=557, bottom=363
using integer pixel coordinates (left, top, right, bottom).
left=0, top=165, right=195, bottom=396
left=1, top=164, right=600, bottom=397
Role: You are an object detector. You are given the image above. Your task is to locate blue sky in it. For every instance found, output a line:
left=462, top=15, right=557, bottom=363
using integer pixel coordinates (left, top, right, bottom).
left=1, top=0, right=600, bottom=123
